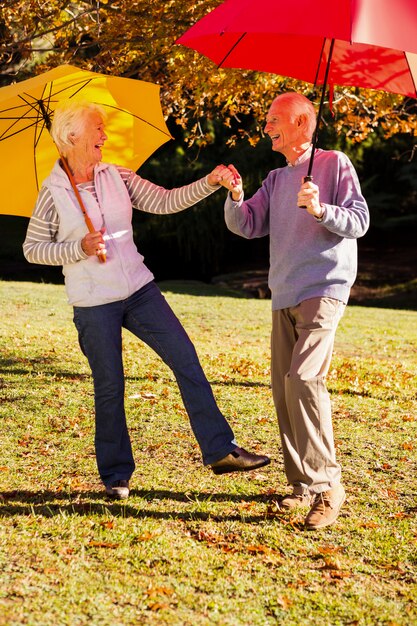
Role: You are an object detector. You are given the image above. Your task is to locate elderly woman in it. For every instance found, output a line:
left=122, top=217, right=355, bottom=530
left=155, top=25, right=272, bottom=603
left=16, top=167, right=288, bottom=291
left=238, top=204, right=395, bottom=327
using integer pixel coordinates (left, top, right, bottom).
left=23, top=100, right=269, bottom=499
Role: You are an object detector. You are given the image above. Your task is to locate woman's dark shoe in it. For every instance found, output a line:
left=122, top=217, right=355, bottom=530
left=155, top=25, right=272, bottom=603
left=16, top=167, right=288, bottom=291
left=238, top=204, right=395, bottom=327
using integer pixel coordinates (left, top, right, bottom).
left=105, top=479, right=130, bottom=500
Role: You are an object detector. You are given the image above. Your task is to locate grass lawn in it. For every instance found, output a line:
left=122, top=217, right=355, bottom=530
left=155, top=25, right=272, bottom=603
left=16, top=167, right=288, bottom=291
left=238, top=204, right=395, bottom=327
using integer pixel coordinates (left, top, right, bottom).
left=0, top=279, right=416, bottom=626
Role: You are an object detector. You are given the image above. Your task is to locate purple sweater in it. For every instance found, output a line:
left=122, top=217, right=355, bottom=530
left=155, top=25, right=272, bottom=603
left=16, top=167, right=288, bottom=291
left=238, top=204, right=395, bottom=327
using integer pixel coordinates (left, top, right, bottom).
left=224, top=149, right=369, bottom=309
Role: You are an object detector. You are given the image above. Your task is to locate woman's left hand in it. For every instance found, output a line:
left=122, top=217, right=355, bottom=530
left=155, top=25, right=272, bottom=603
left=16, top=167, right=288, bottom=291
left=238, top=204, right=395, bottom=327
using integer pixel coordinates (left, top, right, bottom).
left=207, top=164, right=241, bottom=192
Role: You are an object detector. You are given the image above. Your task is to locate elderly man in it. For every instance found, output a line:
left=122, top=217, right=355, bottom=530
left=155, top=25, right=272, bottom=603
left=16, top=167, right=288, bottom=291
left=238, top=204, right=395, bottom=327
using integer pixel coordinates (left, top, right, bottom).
left=221, top=92, right=369, bottom=530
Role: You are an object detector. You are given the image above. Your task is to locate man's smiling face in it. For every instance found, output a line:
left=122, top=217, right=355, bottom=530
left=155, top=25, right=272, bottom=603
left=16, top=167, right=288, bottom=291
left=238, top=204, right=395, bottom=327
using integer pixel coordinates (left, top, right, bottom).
left=264, top=98, right=303, bottom=160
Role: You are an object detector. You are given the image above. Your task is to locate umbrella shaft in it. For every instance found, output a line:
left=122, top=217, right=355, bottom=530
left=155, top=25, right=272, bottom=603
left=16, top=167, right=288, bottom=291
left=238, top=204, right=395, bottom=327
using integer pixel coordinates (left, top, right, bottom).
left=308, top=38, right=335, bottom=177
left=60, top=156, right=106, bottom=264
left=38, top=100, right=52, bottom=131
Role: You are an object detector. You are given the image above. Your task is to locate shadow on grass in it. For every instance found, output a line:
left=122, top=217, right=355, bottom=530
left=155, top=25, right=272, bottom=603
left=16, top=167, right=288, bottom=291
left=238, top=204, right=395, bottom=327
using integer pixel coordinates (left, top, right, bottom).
left=349, top=286, right=417, bottom=311
left=158, top=280, right=249, bottom=299
left=0, top=363, right=90, bottom=381
left=1, top=361, right=269, bottom=389
left=210, top=379, right=269, bottom=388
left=0, top=489, right=281, bottom=522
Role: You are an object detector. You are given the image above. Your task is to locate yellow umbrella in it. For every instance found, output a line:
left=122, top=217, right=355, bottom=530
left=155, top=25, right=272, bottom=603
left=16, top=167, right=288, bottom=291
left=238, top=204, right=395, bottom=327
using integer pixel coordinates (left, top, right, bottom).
left=0, top=64, right=172, bottom=217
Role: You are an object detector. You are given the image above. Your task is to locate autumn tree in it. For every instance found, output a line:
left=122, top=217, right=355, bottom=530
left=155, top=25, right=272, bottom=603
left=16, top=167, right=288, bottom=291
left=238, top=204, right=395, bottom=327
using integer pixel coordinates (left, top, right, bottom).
left=1, top=1, right=416, bottom=278
left=1, top=0, right=417, bottom=148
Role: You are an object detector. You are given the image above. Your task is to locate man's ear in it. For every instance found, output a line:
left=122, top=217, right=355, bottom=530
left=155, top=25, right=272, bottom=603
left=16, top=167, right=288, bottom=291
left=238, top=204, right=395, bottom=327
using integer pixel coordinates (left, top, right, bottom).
left=297, top=114, right=307, bottom=128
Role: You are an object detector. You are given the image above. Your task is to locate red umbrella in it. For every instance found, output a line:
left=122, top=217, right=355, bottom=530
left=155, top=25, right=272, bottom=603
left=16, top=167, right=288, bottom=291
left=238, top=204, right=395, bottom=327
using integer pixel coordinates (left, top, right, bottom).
left=176, top=0, right=417, bottom=177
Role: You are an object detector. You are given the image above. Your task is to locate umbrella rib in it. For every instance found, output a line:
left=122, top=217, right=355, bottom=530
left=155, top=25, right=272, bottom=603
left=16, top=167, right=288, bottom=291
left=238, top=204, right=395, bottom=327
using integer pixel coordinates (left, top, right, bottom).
left=33, top=109, right=49, bottom=193
left=35, top=77, right=172, bottom=138
left=63, top=78, right=94, bottom=99
left=99, top=103, right=172, bottom=137
left=17, top=93, right=54, bottom=130
left=18, top=92, right=52, bottom=148
left=0, top=94, right=51, bottom=141
left=0, top=120, right=41, bottom=141
left=403, top=51, right=417, bottom=96
left=313, top=38, right=327, bottom=88
left=217, top=32, right=247, bottom=68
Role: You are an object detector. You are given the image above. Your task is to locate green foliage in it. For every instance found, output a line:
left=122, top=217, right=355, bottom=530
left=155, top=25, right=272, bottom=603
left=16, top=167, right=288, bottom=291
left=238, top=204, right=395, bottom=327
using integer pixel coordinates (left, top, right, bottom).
left=0, top=279, right=417, bottom=625
left=135, top=116, right=278, bottom=278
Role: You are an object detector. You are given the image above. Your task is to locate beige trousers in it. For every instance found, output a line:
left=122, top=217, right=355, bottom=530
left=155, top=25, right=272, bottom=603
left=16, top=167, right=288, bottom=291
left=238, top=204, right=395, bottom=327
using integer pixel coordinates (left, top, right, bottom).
left=271, top=297, right=345, bottom=493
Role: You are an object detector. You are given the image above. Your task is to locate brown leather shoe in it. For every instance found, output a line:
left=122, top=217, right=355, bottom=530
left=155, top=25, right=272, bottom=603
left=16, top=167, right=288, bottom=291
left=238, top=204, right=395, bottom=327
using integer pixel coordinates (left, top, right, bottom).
left=279, top=486, right=314, bottom=511
left=105, top=480, right=130, bottom=500
left=305, top=484, right=346, bottom=530
left=210, top=447, right=270, bottom=475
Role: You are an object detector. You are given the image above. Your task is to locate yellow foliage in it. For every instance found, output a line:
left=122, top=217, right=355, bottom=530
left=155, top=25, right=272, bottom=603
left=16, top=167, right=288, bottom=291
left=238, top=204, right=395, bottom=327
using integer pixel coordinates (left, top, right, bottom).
left=1, top=0, right=416, bottom=147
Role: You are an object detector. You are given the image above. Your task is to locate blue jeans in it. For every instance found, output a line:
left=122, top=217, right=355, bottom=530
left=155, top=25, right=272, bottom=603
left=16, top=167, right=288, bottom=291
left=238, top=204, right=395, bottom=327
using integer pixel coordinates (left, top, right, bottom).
left=73, top=281, right=235, bottom=486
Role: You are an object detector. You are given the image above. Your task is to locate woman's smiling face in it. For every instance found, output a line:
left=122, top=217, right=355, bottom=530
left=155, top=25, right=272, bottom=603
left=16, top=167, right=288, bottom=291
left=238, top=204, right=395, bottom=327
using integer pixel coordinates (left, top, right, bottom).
left=73, top=111, right=107, bottom=166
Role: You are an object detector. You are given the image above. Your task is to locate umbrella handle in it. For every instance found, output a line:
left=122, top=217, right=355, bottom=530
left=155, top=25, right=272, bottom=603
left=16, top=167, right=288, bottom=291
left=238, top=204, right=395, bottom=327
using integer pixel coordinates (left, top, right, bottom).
left=299, top=175, right=313, bottom=209
left=60, top=157, right=106, bottom=263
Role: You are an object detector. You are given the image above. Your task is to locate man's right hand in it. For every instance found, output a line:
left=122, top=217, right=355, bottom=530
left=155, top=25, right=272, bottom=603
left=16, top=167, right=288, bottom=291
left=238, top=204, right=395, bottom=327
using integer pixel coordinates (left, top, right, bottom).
left=226, top=164, right=243, bottom=201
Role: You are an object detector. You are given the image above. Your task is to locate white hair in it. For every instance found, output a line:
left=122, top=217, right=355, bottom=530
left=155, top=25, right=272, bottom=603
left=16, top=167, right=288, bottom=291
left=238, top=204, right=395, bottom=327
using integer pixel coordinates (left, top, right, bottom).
left=51, top=100, right=106, bottom=154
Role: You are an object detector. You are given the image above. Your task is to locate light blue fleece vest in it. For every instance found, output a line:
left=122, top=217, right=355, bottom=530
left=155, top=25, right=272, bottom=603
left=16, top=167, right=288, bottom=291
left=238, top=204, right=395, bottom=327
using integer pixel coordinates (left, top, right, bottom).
left=44, top=160, right=153, bottom=306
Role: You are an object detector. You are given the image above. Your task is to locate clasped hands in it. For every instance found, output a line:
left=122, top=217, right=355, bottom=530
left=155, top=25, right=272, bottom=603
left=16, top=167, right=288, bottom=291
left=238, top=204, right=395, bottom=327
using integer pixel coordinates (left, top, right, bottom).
left=208, top=164, right=243, bottom=201
left=209, top=165, right=324, bottom=217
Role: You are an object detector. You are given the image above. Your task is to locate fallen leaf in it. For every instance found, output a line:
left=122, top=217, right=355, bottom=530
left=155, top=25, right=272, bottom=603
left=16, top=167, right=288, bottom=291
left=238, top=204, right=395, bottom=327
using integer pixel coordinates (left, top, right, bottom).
left=359, top=521, right=380, bottom=529
left=146, top=586, right=174, bottom=597
left=148, top=602, right=170, bottom=611
left=389, top=511, right=410, bottom=519
left=276, top=596, right=292, bottom=610
left=136, top=531, right=156, bottom=542
left=246, top=544, right=271, bottom=554
left=322, top=569, right=351, bottom=580
left=238, top=501, right=257, bottom=510
left=250, top=471, right=269, bottom=480
left=380, top=562, right=406, bottom=573
left=100, top=520, right=114, bottom=529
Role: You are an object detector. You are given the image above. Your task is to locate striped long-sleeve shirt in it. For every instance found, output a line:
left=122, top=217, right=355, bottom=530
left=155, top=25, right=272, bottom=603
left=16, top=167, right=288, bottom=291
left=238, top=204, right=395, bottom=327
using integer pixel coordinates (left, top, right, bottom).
left=23, top=165, right=219, bottom=267
left=23, top=161, right=220, bottom=306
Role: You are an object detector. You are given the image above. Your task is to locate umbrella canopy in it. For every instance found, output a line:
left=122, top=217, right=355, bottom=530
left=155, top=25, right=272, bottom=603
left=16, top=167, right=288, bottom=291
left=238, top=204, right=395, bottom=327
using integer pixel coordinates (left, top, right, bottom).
left=0, top=65, right=172, bottom=217
left=177, top=0, right=417, bottom=176
left=176, top=0, right=417, bottom=97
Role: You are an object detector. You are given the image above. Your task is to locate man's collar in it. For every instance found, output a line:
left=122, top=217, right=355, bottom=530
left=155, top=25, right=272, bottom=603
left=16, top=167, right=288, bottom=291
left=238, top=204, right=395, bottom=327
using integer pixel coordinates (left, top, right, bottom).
left=287, top=145, right=313, bottom=167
